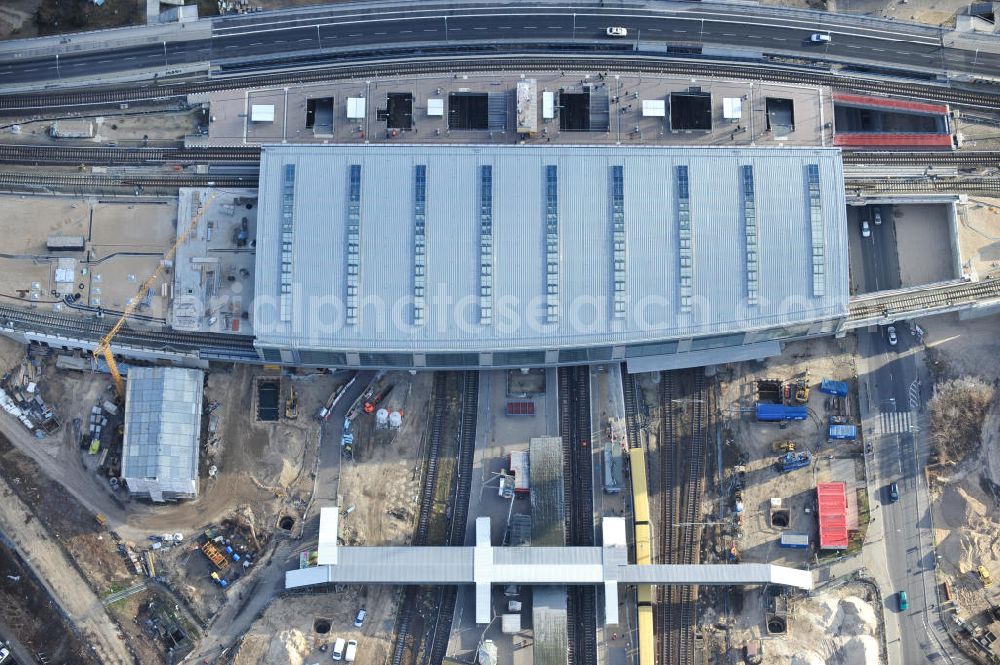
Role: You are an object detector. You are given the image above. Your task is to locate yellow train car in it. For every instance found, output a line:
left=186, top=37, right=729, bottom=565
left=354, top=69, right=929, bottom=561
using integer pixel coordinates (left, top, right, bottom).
left=630, top=446, right=655, bottom=665
left=637, top=584, right=655, bottom=665
left=635, top=523, right=652, bottom=566
left=629, top=447, right=650, bottom=526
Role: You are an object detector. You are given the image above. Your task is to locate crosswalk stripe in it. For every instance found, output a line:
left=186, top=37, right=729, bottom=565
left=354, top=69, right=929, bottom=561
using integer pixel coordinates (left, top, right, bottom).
left=879, top=410, right=911, bottom=435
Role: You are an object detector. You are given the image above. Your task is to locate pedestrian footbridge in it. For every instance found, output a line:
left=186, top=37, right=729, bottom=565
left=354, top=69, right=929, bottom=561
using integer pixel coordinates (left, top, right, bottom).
left=286, top=511, right=813, bottom=625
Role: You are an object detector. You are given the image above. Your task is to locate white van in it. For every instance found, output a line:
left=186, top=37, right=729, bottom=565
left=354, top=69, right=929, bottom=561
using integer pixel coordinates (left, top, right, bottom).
left=345, top=640, right=358, bottom=662
left=332, top=637, right=346, bottom=661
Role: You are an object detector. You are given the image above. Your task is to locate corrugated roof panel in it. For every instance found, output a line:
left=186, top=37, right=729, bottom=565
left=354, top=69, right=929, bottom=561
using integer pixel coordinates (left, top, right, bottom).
left=253, top=145, right=849, bottom=353
left=121, top=367, right=203, bottom=486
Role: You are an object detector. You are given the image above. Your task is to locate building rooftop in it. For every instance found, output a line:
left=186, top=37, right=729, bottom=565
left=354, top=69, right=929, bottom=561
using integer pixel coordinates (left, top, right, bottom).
left=253, top=144, right=848, bottom=361
left=121, top=367, right=203, bottom=499
left=530, top=437, right=566, bottom=547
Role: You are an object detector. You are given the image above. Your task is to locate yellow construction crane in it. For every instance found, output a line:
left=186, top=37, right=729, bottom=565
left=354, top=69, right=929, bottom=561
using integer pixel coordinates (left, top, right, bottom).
left=93, top=192, right=218, bottom=400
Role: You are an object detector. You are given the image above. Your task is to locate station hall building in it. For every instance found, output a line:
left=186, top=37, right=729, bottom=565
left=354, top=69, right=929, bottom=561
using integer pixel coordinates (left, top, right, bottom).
left=252, top=144, right=848, bottom=372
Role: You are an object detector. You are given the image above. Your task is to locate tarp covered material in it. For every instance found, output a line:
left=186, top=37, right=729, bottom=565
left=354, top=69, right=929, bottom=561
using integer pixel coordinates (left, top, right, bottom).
left=819, top=379, right=849, bottom=397
left=250, top=105, right=275, bottom=122
left=817, top=482, right=849, bottom=549
left=509, top=450, right=530, bottom=493
left=723, top=97, right=743, bottom=120
left=642, top=100, right=666, bottom=117
left=427, top=99, right=444, bottom=116
left=318, top=507, right=339, bottom=565
left=346, top=98, right=366, bottom=120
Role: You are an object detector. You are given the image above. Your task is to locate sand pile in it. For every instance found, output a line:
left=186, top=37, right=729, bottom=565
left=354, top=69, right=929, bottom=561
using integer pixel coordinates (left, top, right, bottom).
left=266, top=629, right=309, bottom=665
left=934, top=478, right=1000, bottom=584
left=767, top=594, right=879, bottom=665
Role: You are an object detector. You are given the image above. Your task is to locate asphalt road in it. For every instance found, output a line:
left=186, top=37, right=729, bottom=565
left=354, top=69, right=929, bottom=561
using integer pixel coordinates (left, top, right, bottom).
left=855, top=206, right=960, bottom=664
left=0, top=3, right=995, bottom=85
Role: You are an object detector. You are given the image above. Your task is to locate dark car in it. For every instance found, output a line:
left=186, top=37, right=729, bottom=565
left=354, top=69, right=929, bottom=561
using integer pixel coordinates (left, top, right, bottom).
left=889, top=482, right=899, bottom=502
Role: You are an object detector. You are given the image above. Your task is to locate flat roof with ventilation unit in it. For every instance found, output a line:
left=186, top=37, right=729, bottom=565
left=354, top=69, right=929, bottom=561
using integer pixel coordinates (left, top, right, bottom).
left=670, top=90, right=712, bottom=131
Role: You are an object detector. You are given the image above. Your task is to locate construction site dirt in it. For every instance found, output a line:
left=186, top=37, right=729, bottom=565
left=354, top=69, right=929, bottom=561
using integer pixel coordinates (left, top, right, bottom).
left=232, top=371, right=439, bottom=665
left=0, top=537, right=100, bottom=664
left=629, top=335, right=867, bottom=663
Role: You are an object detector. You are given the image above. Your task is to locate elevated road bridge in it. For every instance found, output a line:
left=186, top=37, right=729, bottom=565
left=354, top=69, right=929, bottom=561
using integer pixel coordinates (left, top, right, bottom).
left=0, top=1, right=998, bottom=102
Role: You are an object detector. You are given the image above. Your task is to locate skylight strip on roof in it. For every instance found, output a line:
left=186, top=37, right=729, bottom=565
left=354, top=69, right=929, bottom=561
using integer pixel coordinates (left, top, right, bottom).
left=345, top=164, right=362, bottom=326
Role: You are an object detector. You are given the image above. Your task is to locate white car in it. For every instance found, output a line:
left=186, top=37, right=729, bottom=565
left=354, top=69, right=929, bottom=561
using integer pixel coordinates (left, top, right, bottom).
left=0, top=646, right=9, bottom=663
left=332, top=637, right=346, bottom=661
left=345, top=640, right=358, bottom=663
left=353, top=608, right=367, bottom=627
left=887, top=325, right=898, bottom=346
left=810, top=32, right=832, bottom=43
left=873, top=206, right=882, bottom=225
left=606, top=26, right=628, bottom=37
left=861, top=220, right=871, bottom=238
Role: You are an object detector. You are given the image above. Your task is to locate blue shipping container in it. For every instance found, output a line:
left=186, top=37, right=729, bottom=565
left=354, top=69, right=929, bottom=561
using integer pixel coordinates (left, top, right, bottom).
left=828, top=424, right=858, bottom=440
left=756, top=403, right=809, bottom=422
left=780, top=533, right=810, bottom=549
left=819, top=379, right=849, bottom=397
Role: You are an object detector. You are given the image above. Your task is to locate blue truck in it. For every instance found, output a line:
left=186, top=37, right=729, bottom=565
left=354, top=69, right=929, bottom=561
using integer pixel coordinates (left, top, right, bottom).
left=756, top=403, right=808, bottom=422
left=819, top=379, right=849, bottom=397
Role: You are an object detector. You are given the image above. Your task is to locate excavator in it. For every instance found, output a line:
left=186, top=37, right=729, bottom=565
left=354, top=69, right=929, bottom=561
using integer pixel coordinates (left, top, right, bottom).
left=92, top=193, right=217, bottom=401
left=285, top=385, right=299, bottom=419
left=783, top=369, right=811, bottom=405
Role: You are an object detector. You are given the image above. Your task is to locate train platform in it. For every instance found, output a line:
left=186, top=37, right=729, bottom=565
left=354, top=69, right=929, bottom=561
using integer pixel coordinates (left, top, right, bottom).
left=447, top=369, right=560, bottom=665
left=591, top=364, right=630, bottom=665
left=187, top=68, right=832, bottom=148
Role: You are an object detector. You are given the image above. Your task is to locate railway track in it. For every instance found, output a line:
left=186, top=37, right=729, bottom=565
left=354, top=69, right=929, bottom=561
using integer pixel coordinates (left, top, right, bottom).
left=391, top=371, right=479, bottom=665
left=1, top=143, right=997, bottom=170
left=390, top=372, right=450, bottom=665
left=845, top=177, right=1000, bottom=194
left=848, top=277, right=1000, bottom=321
left=2, top=53, right=1000, bottom=112
left=656, top=369, right=710, bottom=665
left=841, top=151, right=1000, bottom=167
left=622, top=371, right=643, bottom=451
left=424, top=371, right=479, bottom=665
left=0, top=170, right=256, bottom=190
left=0, top=302, right=256, bottom=356
left=0, top=145, right=261, bottom=166
left=558, top=366, right=597, bottom=665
